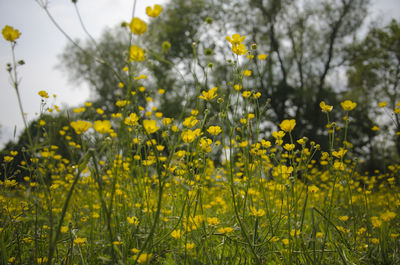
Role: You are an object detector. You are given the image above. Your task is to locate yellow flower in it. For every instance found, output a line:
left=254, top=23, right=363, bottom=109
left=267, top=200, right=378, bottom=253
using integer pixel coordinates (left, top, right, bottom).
left=371, top=125, right=379, bottom=131
left=125, top=113, right=139, bottom=126
left=218, top=227, right=234, bottom=234
left=185, top=242, right=195, bottom=250
left=243, top=70, right=252, bottom=76
left=199, top=87, right=218, bottom=100
left=320, top=101, right=333, bottom=112
left=371, top=238, right=380, bottom=244
left=73, top=237, right=87, bottom=246
left=60, top=226, right=69, bottom=233
left=231, top=43, right=248, bottom=55
left=272, top=131, right=285, bottom=139
left=134, top=74, right=147, bottom=80
left=283, top=143, right=295, bottom=151
left=242, top=91, right=251, bottom=98
left=183, top=116, right=198, bottom=128
left=207, top=126, right=222, bottom=136
left=332, top=148, right=347, bottom=159
left=36, top=257, right=48, bottom=264
left=339, top=216, right=349, bottom=222
left=207, top=217, right=220, bottom=226
left=130, top=45, right=146, bottom=62
left=134, top=253, right=152, bottom=264
left=253, top=92, right=261, bottom=99
left=2, top=25, right=21, bottom=42
left=143, top=120, right=159, bottom=134
left=371, top=216, right=382, bottom=228
left=234, top=84, right=242, bottom=91
left=380, top=210, right=396, bottom=222
left=93, top=120, right=112, bottom=134
left=70, top=120, right=92, bottom=135
left=171, top=229, right=183, bottom=239
left=146, top=4, right=163, bottom=17
left=38, top=90, right=49, bottom=98
left=4, top=156, right=13, bottom=162
left=378, top=101, right=387, bottom=108
left=182, top=129, right=197, bottom=143
left=280, top=119, right=296, bottom=132
left=250, top=206, right=266, bottom=217
left=127, top=216, right=140, bottom=225
left=257, top=54, right=268, bottom=60
left=226, top=33, right=245, bottom=46
left=162, top=117, right=173, bottom=126
left=341, top=100, right=357, bottom=111
left=129, top=17, right=147, bottom=35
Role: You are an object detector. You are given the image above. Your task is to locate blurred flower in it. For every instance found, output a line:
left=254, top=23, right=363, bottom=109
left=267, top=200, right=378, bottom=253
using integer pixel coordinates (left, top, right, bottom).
left=143, top=120, right=159, bottom=134
left=280, top=119, right=296, bottom=132
left=130, top=45, right=146, bottom=62
left=341, top=100, right=357, bottom=111
left=129, top=17, right=147, bottom=35
left=2, top=25, right=21, bottom=42
left=199, top=87, right=218, bottom=101
left=146, top=4, right=163, bottom=17
left=70, top=120, right=92, bottom=135
left=320, top=101, right=333, bottom=112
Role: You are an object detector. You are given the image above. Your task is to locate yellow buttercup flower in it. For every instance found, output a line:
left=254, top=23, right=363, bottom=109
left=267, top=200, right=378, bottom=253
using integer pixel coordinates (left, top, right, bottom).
left=146, top=4, right=163, bottom=18
left=38, top=90, right=49, bottom=98
left=171, top=229, right=183, bottom=239
left=218, top=227, right=234, bottom=234
left=320, top=101, right=333, bottom=112
left=280, top=119, right=296, bottom=132
left=243, top=70, right=252, bottom=76
left=199, top=87, right=218, bottom=101
left=378, top=101, right=387, bottom=108
left=341, top=100, right=357, bottom=111
left=73, top=237, right=87, bottom=246
left=2, top=25, right=21, bottom=42
left=231, top=43, right=248, bottom=55
left=129, top=17, right=147, bottom=35
left=183, top=116, right=198, bottom=128
left=134, top=253, right=152, bottom=264
left=124, top=113, right=139, bottom=126
left=332, top=148, right=347, bottom=159
left=70, top=120, right=92, bottom=135
left=226, top=33, right=245, bottom=46
left=207, top=126, right=222, bottom=136
left=371, top=125, right=379, bottom=131
left=130, top=45, right=146, bottom=62
left=143, top=120, right=159, bottom=134
left=257, top=54, right=268, bottom=60
left=127, top=216, right=139, bottom=225
left=226, top=34, right=247, bottom=55
left=242, top=91, right=251, bottom=98
left=182, top=129, right=197, bottom=143
left=250, top=206, right=266, bottom=217
left=93, top=120, right=112, bottom=134
left=283, top=143, right=295, bottom=151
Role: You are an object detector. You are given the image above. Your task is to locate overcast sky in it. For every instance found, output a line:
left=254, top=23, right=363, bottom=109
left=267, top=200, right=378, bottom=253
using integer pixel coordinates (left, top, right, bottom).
left=0, top=0, right=399, bottom=148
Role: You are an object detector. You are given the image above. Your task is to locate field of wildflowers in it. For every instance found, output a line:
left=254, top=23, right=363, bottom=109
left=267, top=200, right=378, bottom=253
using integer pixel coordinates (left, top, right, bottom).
left=1, top=1, right=400, bottom=265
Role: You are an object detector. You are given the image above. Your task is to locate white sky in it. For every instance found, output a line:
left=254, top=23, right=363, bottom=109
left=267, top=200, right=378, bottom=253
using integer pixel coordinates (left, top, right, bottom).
left=0, top=0, right=399, bottom=148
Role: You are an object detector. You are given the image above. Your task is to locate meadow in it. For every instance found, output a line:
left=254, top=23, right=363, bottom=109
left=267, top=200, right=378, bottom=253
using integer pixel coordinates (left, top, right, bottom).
left=1, top=2, right=400, bottom=264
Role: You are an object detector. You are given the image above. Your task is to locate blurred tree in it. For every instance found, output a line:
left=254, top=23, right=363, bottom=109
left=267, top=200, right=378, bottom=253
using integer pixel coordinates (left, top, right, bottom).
left=346, top=19, right=400, bottom=164
left=57, top=0, right=400, bottom=168
left=0, top=114, right=76, bottom=183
